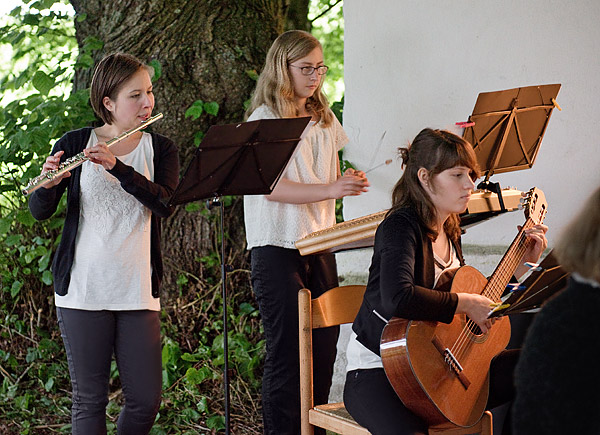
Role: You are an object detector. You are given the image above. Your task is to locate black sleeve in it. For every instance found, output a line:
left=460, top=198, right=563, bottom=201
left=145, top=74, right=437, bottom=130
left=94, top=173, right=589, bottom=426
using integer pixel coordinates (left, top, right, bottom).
left=377, top=214, right=458, bottom=323
left=107, top=135, right=179, bottom=218
left=28, top=137, right=72, bottom=221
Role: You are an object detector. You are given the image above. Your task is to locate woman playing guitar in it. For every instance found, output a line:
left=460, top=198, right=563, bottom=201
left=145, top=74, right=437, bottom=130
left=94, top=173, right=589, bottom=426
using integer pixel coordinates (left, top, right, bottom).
left=343, top=128, right=548, bottom=435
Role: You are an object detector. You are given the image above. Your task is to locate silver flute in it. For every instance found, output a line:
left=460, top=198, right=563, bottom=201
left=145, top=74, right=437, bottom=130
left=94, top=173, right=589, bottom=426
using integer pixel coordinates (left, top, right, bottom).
left=22, top=113, right=164, bottom=195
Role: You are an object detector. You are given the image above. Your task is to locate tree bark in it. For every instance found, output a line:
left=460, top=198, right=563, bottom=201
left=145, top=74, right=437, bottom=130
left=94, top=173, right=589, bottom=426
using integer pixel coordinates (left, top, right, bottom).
left=284, top=0, right=311, bottom=31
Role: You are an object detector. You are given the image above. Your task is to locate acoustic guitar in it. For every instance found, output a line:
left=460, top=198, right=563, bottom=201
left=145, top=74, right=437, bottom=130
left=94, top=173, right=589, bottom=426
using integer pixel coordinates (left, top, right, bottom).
left=380, top=187, right=548, bottom=427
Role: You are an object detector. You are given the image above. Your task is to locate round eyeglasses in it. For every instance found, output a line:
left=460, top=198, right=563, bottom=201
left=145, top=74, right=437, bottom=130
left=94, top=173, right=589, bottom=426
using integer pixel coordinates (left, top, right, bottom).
left=289, top=65, right=329, bottom=76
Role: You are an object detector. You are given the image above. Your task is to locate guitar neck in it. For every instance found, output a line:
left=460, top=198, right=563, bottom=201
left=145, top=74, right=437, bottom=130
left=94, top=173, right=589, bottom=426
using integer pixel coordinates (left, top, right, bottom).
left=483, top=217, right=535, bottom=301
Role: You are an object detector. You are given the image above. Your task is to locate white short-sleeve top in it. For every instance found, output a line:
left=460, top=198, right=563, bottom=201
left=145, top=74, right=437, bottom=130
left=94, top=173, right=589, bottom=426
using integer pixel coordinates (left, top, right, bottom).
left=243, top=105, right=349, bottom=250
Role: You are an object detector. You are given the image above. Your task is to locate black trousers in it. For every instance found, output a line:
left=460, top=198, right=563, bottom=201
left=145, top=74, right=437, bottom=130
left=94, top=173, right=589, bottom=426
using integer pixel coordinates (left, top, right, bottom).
left=251, top=246, right=340, bottom=435
left=344, top=349, right=519, bottom=435
left=57, top=307, right=162, bottom=435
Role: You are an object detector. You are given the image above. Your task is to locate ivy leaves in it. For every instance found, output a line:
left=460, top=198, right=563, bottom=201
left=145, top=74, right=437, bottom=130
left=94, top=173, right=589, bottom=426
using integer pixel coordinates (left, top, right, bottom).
left=184, top=99, right=220, bottom=145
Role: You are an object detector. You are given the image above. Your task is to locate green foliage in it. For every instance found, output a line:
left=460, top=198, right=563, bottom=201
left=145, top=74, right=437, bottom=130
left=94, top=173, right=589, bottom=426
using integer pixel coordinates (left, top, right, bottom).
left=156, top=297, right=263, bottom=433
left=0, top=2, right=98, bottom=433
left=184, top=99, right=220, bottom=120
left=0, top=0, right=96, bottom=307
left=309, top=1, right=349, bottom=222
left=331, top=95, right=344, bottom=124
left=310, top=0, right=344, bottom=101
left=184, top=99, right=220, bottom=145
left=148, top=59, right=163, bottom=81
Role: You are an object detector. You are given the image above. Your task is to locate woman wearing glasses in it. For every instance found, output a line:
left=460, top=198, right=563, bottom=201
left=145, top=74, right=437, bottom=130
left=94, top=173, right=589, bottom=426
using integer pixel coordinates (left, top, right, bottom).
left=243, top=30, right=369, bottom=434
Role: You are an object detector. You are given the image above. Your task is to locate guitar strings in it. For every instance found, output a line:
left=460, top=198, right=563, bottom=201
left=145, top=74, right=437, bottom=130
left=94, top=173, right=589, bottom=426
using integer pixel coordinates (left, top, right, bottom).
left=451, top=231, right=533, bottom=362
left=451, top=230, right=533, bottom=361
left=449, top=219, right=535, bottom=363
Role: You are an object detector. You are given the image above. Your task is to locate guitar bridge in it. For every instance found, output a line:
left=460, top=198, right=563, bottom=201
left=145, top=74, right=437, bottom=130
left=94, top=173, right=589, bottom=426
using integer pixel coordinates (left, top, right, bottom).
left=432, top=335, right=471, bottom=389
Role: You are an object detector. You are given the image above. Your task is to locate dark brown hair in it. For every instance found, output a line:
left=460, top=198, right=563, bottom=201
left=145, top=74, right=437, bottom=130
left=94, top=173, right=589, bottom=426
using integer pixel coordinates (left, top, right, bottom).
left=389, top=128, right=480, bottom=242
left=90, top=53, right=149, bottom=124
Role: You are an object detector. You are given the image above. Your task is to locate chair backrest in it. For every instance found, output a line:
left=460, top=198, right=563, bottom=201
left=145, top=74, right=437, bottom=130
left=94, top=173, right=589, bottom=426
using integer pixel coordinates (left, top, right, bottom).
left=310, top=285, right=367, bottom=328
left=298, top=285, right=367, bottom=435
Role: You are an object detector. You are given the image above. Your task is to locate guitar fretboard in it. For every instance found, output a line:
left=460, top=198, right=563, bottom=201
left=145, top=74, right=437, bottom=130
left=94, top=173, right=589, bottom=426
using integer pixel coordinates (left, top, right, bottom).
left=483, top=218, right=535, bottom=302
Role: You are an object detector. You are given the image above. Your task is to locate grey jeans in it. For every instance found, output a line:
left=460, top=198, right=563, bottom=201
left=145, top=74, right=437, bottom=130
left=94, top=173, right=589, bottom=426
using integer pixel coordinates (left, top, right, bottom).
left=56, top=307, right=162, bottom=435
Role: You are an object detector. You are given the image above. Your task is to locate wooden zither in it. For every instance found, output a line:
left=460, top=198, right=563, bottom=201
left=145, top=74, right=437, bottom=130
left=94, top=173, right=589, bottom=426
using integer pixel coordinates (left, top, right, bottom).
left=295, top=188, right=524, bottom=256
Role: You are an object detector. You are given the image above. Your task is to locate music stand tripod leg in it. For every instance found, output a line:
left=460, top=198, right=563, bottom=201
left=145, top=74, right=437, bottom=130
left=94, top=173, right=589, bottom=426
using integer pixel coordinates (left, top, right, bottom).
left=206, top=197, right=233, bottom=434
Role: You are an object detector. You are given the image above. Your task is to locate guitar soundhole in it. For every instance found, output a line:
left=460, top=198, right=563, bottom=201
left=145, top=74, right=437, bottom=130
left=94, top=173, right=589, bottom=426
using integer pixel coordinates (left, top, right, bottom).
left=465, top=317, right=483, bottom=336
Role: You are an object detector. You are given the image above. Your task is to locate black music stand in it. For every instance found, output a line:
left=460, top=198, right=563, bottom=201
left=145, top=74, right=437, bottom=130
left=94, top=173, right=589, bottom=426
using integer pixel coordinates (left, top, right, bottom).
left=488, top=250, right=569, bottom=318
left=462, top=83, right=561, bottom=215
left=167, top=116, right=311, bottom=434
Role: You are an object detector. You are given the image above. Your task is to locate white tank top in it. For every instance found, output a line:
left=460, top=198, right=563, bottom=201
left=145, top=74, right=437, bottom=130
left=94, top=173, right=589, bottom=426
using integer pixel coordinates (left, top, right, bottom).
left=55, top=131, right=158, bottom=311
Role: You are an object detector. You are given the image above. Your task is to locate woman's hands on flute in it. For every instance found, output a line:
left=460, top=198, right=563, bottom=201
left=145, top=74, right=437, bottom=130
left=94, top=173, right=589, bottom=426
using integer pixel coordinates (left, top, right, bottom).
left=41, top=150, right=71, bottom=188
left=84, top=142, right=117, bottom=170
left=40, top=141, right=117, bottom=190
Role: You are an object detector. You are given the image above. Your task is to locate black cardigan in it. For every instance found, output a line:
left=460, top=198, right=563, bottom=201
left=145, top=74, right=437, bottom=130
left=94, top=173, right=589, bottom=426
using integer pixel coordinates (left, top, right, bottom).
left=28, top=127, right=179, bottom=297
left=352, top=207, right=462, bottom=355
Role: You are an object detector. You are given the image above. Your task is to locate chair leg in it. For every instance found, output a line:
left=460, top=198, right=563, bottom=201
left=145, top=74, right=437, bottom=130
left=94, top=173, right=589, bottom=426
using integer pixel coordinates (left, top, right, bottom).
left=299, top=289, right=314, bottom=435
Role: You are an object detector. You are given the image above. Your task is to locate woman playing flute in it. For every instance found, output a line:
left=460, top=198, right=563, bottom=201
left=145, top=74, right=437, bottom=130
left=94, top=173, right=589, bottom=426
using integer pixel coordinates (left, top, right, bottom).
left=28, top=52, right=179, bottom=435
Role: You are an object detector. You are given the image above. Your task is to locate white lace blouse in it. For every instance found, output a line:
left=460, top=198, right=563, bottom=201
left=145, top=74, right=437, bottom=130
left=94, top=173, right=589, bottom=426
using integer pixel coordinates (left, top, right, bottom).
left=55, top=131, right=159, bottom=311
left=243, top=105, right=349, bottom=250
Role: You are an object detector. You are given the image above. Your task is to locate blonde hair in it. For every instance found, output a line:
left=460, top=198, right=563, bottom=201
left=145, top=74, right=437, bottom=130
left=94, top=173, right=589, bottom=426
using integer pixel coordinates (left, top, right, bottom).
left=554, top=187, right=600, bottom=282
left=246, top=30, right=334, bottom=127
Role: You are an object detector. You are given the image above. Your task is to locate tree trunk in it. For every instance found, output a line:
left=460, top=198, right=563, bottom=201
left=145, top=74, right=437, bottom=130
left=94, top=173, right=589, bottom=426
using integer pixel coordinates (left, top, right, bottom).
left=284, top=0, right=311, bottom=31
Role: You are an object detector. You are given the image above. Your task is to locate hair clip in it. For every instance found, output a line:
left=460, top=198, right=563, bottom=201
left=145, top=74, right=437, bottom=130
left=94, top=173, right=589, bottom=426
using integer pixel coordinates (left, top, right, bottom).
left=455, top=121, right=475, bottom=128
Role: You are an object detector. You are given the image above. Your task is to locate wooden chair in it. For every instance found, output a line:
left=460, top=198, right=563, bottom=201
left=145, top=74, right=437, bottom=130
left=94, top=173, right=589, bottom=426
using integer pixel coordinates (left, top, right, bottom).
left=298, top=285, right=493, bottom=435
left=299, top=285, right=371, bottom=435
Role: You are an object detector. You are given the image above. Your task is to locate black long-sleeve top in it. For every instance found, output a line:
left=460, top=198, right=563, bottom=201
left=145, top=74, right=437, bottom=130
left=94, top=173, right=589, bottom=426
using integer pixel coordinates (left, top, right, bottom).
left=28, top=127, right=179, bottom=297
left=352, top=207, right=463, bottom=355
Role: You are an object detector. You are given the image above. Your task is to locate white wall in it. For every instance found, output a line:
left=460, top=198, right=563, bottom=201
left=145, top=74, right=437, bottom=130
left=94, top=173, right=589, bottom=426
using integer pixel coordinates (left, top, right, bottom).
left=341, top=0, right=600, bottom=250
left=331, top=1, right=600, bottom=402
